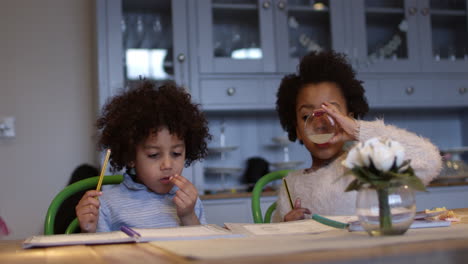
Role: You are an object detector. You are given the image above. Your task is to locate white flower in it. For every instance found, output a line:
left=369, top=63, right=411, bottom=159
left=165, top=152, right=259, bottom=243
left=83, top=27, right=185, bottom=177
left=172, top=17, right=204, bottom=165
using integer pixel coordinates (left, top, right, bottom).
left=344, top=137, right=406, bottom=172
left=370, top=141, right=395, bottom=172
left=342, top=145, right=363, bottom=168
left=387, top=140, right=405, bottom=167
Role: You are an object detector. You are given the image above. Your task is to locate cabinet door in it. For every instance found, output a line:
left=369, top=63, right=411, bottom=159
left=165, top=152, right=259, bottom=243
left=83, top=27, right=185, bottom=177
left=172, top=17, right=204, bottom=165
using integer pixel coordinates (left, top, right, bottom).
left=121, top=0, right=189, bottom=87
left=418, top=0, right=468, bottom=72
left=197, top=0, right=276, bottom=73
left=97, top=0, right=190, bottom=108
left=274, top=0, right=346, bottom=73
left=350, top=0, right=421, bottom=73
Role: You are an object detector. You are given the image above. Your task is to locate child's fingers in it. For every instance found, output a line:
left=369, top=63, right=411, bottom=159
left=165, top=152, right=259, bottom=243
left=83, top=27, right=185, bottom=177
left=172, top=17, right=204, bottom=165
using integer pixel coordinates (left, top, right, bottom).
left=76, top=196, right=101, bottom=211
left=175, top=189, right=192, bottom=204
left=170, top=175, right=197, bottom=197
left=294, top=198, right=301, bottom=209
left=284, top=208, right=309, bottom=221
left=78, top=215, right=97, bottom=233
left=76, top=204, right=99, bottom=216
left=173, top=195, right=192, bottom=209
left=173, top=195, right=194, bottom=215
left=170, top=174, right=189, bottom=186
left=322, top=102, right=358, bottom=141
left=83, top=190, right=103, bottom=199
left=321, top=102, right=342, bottom=119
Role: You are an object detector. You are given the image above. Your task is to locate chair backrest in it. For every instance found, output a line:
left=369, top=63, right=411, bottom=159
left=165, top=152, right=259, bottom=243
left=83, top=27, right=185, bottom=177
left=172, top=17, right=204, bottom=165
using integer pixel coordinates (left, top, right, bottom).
left=251, top=170, right=291, bottom=223
left=44, top=175, right=123, bottom=235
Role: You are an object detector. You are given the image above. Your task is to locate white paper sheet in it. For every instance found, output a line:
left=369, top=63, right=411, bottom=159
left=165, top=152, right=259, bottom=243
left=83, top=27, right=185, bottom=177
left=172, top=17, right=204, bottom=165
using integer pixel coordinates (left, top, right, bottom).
left=23, top=224, right=241, bottom=249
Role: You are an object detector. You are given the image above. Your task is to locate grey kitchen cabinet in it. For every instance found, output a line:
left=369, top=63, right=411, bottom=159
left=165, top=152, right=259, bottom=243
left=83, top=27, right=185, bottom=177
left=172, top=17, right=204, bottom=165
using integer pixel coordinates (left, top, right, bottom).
left=195, top=0, right=346, bottom=74
left=96, top=1, right=468, bottom=195
left=349, top=0, right=468, bottom=73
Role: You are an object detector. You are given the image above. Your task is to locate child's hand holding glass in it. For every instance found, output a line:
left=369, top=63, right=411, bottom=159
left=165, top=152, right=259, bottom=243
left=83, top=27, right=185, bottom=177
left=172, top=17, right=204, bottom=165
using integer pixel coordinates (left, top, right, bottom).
left=319, top=102, right=359, bottom=144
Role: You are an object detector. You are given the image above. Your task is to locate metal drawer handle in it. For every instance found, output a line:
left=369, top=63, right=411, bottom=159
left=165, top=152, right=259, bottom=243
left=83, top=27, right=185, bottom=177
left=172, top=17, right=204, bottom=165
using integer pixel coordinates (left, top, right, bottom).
left=277, top=1, right=285, bottom=10
left=262, top=1, right=270, bottom=9
left=420, top=7, right=429, bottom=16
left=177, top=53, right=185, bottom=63
left=459, top=87, right=467, bottom=95
left=405, top=87, right=414, bottom=95
left=408, top=7, right=418, bottom=16
left=227, top=87, right=236, bottom=96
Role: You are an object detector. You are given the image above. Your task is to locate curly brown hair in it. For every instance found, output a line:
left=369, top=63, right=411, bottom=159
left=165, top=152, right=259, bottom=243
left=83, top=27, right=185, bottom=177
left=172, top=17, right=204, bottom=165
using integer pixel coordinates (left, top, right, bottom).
left=276, top=51, right=369, bottom=142
left=97, top=81, right=211, bottom=171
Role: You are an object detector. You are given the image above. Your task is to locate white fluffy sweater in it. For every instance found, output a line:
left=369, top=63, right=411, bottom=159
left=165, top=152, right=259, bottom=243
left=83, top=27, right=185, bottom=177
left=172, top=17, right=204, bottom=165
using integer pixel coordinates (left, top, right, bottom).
left=272, top=119, right=442, bottom=222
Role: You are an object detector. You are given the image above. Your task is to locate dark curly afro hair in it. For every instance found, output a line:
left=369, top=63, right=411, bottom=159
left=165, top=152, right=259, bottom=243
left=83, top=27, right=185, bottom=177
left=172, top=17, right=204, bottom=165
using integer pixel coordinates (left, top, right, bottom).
left=97, top=81, right=211, bottom=172
left=276, top=51, right=369, bottom=142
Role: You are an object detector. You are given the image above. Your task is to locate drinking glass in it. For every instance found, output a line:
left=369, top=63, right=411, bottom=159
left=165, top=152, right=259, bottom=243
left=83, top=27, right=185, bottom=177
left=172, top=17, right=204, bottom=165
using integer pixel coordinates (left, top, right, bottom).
left=304, top=109, right=336, bottom=144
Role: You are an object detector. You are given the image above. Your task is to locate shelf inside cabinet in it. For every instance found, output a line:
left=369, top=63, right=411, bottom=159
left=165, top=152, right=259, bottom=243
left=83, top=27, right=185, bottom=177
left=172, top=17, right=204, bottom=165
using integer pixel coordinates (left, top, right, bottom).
left=208, top=146, right=239, bottom=153
left=365, top=7, right=405, bottom=15
left=430, top=9, right=466, bottom=16
left=205, top=167, right=243, bottom=174
left=212, top=3, right=257, bottom=11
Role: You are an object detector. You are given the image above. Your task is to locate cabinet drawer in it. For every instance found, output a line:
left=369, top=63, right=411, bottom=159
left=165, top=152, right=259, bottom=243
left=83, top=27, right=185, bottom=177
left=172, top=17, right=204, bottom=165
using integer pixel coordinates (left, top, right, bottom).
left=200, top=79, right=264, bottom=106
left=431, top=80, right=468, bottom=107
left=378, top=80, right=433, bottom=107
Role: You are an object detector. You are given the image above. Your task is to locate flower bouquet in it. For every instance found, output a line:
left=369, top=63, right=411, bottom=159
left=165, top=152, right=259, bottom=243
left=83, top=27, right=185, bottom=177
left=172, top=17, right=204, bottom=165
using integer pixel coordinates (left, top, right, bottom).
left=342, top=137, right=426, bottom=235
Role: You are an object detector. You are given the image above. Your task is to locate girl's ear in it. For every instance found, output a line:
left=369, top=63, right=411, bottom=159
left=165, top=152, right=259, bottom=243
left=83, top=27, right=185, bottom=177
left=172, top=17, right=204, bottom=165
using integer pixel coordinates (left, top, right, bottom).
left=295, top=126, right=303, bottom=141
left=348, top=112, right=354, bottom=118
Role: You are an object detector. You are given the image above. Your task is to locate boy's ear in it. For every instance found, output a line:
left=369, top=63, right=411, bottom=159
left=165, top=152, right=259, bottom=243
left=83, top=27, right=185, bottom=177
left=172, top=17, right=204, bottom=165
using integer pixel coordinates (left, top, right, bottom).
left=348, top=112, right=354, bottom=118
left=128, top=161, right=135, bottom=168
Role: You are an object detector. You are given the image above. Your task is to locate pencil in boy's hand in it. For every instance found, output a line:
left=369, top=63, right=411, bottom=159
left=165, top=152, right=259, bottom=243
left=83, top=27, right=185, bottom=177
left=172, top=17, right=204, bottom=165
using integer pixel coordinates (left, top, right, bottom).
left=96, top=149, right=111, bottom=192
left=282, top=178, right=294, bottom=210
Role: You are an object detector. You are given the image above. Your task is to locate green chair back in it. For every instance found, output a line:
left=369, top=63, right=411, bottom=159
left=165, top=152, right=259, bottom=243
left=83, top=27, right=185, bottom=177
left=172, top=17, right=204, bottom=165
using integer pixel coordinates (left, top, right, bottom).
left=251, top=170, right=291, bottom=223
left=44, top=175, right=123, bottom=235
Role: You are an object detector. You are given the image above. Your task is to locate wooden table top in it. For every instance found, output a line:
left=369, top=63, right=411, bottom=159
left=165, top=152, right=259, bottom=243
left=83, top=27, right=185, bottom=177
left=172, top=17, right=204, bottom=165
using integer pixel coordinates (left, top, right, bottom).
left=2, top=208, right=468, bottom=264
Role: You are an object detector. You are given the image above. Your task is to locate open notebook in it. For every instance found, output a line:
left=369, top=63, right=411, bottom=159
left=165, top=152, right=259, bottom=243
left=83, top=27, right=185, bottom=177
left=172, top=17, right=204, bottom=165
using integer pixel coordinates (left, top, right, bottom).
left=23, top=224, right=243, bottom=249
left=225, top=215, right=451, bottom=236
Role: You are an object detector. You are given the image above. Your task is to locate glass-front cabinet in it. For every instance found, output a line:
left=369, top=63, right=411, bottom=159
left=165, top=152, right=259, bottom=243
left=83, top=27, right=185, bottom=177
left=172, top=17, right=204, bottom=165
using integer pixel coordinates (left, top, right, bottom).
left=350, top=0, right=420, bottom=72
left=419, top=0, right=468, bottom=72
left=96, top=0, right=189, bottom=108
left=351, top=0, right=468, bottom=73
left=196, top=0, right=345, bottom=73
left=274, top=0, right=345, bottom=72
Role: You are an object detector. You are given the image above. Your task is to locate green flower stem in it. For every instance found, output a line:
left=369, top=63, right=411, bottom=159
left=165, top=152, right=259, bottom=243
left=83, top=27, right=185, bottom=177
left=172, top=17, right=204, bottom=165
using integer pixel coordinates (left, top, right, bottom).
left=377, top=188, right=392, bottom=232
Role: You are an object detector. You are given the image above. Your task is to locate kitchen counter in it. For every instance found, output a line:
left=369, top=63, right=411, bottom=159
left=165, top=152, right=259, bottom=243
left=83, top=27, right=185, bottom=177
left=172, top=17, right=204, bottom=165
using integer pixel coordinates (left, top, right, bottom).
left=200, top=191, right=277, bottom=200
left=428, top=181, right=468, bottom=187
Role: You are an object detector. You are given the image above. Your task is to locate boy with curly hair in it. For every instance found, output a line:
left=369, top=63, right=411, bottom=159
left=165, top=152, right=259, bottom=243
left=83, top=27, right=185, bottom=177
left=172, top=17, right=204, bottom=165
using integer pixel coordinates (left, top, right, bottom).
left=273, top=51, right=441, bottom=222
left=76, top=81, right=211, bottom=232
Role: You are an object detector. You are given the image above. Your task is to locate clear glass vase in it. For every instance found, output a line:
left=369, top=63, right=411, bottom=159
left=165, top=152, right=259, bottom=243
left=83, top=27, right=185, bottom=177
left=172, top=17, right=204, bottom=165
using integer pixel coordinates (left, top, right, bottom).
left=356, top=185, right=416, bottom=236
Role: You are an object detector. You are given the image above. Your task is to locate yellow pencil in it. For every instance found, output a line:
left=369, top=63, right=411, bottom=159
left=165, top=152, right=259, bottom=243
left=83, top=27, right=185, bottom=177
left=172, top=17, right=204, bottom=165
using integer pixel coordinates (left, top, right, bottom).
left=282, top=178, right=294, bottom=209
left=96, top=149, right=111, bottom=192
